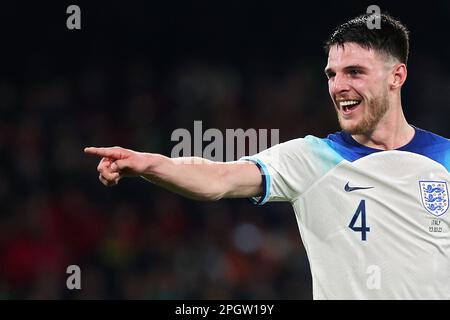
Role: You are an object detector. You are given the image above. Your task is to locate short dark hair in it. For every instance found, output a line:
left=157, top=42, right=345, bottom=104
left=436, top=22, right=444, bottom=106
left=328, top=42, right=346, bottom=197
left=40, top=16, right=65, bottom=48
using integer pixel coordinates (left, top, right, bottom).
left=324, top=13, right=410, bottom=64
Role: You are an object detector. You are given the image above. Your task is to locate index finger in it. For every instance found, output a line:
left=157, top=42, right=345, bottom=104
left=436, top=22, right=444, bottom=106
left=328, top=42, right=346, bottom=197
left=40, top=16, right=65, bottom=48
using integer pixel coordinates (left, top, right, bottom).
left=84, top=147, right=123, bottom=159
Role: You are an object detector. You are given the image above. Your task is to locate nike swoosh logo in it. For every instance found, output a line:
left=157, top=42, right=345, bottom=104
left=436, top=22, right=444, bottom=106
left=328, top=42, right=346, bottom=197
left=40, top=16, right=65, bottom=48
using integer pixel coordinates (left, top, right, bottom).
left=344, top=182, right=374, bottom=192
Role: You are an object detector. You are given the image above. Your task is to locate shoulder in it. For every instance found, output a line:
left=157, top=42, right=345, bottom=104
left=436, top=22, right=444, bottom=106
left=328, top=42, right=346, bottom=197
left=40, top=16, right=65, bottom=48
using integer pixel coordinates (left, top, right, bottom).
left=408, top=127, right=450, bottom=147
left=401, top=127, right=450, bottom=171
left=278, top=132, right=371, bottom=163
left=274, top=134, right=348, bottom=169
left=401, top=127, right=450, bottom=153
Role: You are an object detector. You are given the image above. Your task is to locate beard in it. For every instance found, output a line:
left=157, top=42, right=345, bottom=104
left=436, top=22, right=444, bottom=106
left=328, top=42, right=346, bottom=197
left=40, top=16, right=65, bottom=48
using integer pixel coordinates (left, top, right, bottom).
left=337, top=93, right=389, bottom=135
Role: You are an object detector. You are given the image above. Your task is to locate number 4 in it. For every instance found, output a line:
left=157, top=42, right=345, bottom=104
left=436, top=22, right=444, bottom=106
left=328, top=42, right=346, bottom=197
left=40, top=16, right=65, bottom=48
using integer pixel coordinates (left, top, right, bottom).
left=349, top=200, right=370, bottom=241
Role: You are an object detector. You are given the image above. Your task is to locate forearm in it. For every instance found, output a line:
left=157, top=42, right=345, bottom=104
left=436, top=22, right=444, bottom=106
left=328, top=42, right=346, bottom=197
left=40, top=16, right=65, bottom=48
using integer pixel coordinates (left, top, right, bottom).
left=140, top=154, right=262, bottom=201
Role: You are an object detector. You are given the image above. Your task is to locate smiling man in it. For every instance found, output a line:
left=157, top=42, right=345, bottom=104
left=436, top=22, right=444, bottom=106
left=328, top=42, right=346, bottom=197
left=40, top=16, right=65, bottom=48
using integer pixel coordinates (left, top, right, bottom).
left=85, top=13, right=450, bottom=299
left=324, top=15, right=414, bottom=150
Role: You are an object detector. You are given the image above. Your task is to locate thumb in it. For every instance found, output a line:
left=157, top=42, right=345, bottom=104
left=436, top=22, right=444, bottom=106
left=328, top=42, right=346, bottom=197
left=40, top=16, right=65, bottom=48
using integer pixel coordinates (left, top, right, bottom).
left=110, top=159, right=129, bottom=172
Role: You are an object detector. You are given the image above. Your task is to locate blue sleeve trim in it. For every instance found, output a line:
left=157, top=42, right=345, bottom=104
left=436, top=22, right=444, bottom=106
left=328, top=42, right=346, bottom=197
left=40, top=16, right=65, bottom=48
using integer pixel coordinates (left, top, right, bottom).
left=240, top=156, right=271, bottom=205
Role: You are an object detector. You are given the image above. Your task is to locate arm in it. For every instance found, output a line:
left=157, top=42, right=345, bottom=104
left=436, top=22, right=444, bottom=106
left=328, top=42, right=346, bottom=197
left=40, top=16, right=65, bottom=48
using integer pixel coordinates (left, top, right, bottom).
left=84, top=146, right=263, bottom=201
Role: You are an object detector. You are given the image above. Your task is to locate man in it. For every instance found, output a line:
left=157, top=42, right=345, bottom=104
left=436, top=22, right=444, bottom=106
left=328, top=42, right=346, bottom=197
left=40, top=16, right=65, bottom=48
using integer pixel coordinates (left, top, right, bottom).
left=85, top=14, right=450, bottom=299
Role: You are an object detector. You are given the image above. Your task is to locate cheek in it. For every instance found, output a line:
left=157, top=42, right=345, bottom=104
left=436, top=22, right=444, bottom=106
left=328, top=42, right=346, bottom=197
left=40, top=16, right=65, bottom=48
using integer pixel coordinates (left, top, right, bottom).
left=356, top=76, right=387, bottom=98
left=351, top=79, right=368, bottom=94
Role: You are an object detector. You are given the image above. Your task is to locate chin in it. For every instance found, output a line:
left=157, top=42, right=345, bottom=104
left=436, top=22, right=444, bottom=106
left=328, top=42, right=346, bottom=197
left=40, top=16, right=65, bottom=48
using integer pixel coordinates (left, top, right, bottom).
left=339, top=118, right=358, bottom=131
left=339, top=119, right=368, bottom=135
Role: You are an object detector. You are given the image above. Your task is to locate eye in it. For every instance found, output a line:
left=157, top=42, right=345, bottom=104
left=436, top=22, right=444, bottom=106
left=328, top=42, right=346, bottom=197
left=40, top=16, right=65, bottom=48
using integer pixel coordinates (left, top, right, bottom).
left=349, top=69, right=361, bottom=75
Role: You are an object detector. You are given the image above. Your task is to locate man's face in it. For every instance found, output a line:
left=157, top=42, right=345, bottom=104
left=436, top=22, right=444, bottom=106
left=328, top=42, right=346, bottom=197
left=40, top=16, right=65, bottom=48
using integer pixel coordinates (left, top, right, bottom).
left=325, top=43, right=392, bottom=135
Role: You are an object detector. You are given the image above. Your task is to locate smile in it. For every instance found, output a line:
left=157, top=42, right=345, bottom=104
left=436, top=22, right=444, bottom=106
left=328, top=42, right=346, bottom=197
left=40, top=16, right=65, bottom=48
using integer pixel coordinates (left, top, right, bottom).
left=338, top=99, right=362, bottom=115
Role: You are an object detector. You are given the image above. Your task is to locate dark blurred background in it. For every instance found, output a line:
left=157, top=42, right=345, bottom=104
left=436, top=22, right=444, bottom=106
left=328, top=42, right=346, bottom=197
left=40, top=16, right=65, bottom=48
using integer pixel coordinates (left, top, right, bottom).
left=0, top=0, right=449, bottom=299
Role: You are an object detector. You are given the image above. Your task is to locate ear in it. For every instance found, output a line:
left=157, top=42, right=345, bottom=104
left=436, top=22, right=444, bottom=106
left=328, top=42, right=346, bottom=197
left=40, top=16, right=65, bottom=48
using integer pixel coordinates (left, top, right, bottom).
left=390, top=63, right=407, bottom=89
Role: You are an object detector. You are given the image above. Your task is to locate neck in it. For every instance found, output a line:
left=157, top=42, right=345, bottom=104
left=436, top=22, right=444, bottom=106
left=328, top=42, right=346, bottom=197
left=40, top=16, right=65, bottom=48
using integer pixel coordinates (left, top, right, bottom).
left=351, top=101, right=415, bottom=150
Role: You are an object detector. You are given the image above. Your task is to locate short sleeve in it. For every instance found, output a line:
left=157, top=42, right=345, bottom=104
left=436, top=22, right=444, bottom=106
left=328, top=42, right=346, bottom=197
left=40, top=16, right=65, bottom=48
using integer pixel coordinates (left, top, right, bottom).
left=240, top=135, right=345, bottom=204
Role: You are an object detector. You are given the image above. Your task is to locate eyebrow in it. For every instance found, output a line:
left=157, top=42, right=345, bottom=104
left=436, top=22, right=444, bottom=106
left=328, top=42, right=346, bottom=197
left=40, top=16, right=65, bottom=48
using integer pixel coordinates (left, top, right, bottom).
left=324, top=64, right=369, bottom=76
left=343, top=65, right=369, bottom=72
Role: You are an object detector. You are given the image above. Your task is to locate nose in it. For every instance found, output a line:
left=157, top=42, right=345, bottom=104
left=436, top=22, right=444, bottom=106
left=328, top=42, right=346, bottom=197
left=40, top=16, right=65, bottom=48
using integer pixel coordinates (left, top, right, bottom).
left=330, top=74, right=350, bottom=96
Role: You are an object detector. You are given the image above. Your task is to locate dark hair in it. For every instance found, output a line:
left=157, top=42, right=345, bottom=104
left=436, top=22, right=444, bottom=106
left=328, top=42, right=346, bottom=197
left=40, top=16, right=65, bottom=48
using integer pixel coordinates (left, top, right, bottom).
left=324, top=13, right=410, bottom=64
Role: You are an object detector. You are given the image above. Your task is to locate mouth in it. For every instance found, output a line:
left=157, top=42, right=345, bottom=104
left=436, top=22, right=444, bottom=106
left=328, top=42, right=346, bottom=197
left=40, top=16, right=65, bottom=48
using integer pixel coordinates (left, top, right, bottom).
left=337, top=99, right=362, bottom=115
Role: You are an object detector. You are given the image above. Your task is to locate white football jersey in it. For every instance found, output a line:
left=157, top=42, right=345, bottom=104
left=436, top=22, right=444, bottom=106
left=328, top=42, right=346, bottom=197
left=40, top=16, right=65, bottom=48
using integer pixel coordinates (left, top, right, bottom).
left=242, top=127, right=450, bottom=299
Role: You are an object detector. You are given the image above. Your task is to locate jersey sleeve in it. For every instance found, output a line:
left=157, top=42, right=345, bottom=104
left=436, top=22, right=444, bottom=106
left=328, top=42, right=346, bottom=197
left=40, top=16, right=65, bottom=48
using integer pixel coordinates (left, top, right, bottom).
left=240, top=135, right=344, bottom=204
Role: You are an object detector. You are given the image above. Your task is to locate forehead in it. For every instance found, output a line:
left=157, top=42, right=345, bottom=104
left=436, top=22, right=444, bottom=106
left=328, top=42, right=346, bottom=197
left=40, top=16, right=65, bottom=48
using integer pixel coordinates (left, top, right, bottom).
left=326, top=42, right=385, bottom=69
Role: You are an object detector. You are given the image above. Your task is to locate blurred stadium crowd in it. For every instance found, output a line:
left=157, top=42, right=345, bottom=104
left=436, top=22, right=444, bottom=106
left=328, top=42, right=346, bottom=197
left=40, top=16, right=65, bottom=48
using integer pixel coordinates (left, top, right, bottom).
left=0, top=2, right=450, bottom=299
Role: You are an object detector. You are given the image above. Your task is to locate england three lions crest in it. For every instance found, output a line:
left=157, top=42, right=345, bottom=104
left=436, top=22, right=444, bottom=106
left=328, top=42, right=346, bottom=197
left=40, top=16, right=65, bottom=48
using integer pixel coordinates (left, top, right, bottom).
left=419, top=181, right=449, bottom=216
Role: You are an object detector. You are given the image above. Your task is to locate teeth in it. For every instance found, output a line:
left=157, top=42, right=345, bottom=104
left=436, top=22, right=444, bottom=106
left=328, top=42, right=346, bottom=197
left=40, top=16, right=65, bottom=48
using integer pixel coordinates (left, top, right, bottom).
left=340, top=100, right=360, bottom=107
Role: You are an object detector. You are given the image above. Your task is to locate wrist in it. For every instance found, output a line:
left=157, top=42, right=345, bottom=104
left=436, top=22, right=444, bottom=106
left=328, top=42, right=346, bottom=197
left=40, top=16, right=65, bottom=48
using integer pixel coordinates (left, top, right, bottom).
left=140, top=153, right=166, bottom=181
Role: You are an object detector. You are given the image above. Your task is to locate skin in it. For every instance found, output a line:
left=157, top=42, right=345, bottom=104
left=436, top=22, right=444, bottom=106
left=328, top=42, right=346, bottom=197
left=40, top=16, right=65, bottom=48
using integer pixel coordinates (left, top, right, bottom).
left=85, top=42, right=415, bottom=198
left=84, top=146, right=262, bottom=198
left=325, top=42, right=414, bottom=150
